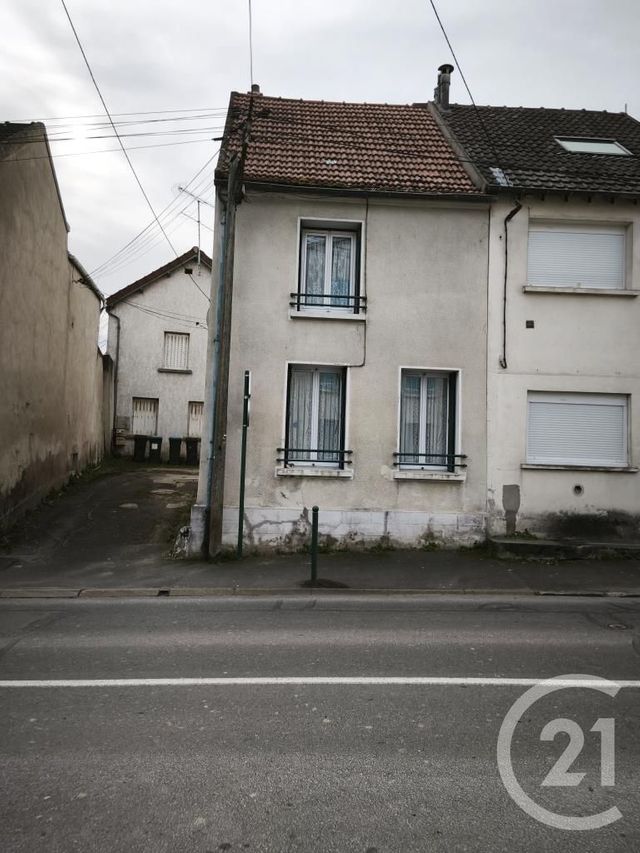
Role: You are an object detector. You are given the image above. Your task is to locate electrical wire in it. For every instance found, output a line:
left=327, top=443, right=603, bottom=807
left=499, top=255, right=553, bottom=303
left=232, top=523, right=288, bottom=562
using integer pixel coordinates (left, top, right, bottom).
left=0, top=136, right=219, bottom=164
left=59, top=0, right=210, bottom=302
left=90, top=149, right=219, bottom=277
left=426, top=0, right=503, bottom=168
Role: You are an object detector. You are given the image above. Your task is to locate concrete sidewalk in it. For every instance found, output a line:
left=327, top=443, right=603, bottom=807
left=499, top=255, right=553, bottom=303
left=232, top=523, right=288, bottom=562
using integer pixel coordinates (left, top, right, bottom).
left=1, top=462, right=639, bottom=598
left=1, top=548, right=640, bottom=598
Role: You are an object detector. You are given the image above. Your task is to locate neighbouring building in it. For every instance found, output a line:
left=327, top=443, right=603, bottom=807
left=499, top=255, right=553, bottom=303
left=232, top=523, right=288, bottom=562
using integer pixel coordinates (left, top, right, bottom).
left=0, top=122, right=109, bottom=531
left=190, top=83, right=493, bottom=554
left=436, top=93, right=640, bottom=541
left=106, top=247, right=212, bottom=462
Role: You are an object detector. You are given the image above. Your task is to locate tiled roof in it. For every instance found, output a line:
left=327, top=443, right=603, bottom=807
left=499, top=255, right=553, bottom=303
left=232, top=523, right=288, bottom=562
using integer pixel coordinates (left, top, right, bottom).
left=106, top=247, right=211, bottom=309
left=216, top=92, right=481, bottom=196
left=441, top=104, right=640, bottom=196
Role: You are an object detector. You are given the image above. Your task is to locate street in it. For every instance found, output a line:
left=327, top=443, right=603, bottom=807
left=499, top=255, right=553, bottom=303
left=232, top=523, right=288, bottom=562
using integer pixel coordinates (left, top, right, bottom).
left=1, top=595, right=639, bottom=852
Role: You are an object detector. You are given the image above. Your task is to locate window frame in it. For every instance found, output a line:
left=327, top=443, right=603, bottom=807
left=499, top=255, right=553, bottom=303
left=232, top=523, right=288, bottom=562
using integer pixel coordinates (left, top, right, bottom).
left=525, top=391, right=630, bottom=468
left=526, top=221, right=628, bottom=292
left=554, top=137, right=632, bottom=156
left=162, top=331, right=190, bottom=371
left=295, top=219, right=363, bottom=315
left=282, top=364, right=348, bottom=469
left=396, top=369, right=459, bottom=472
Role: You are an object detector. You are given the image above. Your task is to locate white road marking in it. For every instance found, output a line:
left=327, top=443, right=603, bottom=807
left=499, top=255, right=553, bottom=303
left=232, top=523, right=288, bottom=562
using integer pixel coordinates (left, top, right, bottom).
left=1, top=677, right=640, bottom=688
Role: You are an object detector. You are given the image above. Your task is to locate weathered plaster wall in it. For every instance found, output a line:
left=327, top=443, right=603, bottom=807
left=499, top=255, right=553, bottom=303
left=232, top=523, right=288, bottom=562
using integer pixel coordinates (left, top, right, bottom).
left=193, top=192, right=490, bottom=551
left=486, top=197, right=640, bottom=539
left=0, top=128, right=106, bottom=530
left=108, top=262, right=210, bottom=459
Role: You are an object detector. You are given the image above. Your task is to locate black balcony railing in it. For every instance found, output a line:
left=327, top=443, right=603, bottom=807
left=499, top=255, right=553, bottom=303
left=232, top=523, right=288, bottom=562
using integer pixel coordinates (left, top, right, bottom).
left=277, top=447, right=353, bottom=468
left=289, top=292, right=367, bottom=313
left=393, top=452, right=467, bottom=474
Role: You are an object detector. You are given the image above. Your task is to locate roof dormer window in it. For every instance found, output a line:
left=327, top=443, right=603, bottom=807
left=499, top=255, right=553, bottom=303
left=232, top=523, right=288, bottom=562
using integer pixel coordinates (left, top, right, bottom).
left=555, top=137, right=631, bottom=155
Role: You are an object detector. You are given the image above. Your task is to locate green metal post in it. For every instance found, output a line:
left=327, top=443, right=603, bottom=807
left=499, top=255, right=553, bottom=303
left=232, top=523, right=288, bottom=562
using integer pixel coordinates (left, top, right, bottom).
left=237, top=370, right=251, bottom=558
left=310, top=505, right=319, bottom=585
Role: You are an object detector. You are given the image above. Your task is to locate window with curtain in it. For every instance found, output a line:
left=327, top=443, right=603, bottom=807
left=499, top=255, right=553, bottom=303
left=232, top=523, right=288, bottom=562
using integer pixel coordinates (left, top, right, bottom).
left=285, top=366, right=346, bottom=466
left=399, top=371, right=457, bottom=470
left=299, top=228, right=359, bottom=311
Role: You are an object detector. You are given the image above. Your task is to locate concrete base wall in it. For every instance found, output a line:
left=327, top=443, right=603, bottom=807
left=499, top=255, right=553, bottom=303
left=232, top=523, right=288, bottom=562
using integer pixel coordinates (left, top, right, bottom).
left=221, top=506, right=485, bottom=552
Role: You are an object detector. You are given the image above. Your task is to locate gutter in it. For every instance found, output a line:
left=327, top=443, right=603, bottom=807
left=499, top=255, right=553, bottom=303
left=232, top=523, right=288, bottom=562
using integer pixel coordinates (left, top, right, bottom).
left=499, top=202, right=522, bottom=370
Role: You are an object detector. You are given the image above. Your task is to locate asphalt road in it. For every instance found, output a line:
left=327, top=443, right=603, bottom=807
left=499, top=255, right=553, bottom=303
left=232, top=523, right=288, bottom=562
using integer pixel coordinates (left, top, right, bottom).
left=1, top=595, right=639, bottom=852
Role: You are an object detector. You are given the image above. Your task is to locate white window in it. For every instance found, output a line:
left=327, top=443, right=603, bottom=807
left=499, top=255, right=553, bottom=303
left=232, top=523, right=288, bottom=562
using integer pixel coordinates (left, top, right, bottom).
left=297, top=228, right=360, bottom=312
left=132, top=397, right=158, bottom=435
left=284, top=366, right=347, bottom=467
left=528, top=224, right=626, bottom=290
left=398, top=371, right=458, bottom=470
left=527, top=392, right=628, bottom=467
left=555, top=137, right=631, bottom=156
left=188, top=401, right=204, bottom=438
left=163, top=332, right=190, bottom=370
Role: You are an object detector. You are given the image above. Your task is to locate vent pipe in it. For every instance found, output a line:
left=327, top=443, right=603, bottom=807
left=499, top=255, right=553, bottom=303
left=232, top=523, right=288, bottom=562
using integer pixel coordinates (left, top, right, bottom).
left=434, top=63, right=454, bottom=109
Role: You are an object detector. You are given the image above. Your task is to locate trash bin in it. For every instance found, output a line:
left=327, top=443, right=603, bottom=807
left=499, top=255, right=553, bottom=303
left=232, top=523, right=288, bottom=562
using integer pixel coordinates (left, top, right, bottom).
left=185, top=437, right=200, bottom=466
left=148, top=436, right=162, bottom=463
left=133, top=434, right=148, bottom=462
left=169, top=437, right=182, bottom=465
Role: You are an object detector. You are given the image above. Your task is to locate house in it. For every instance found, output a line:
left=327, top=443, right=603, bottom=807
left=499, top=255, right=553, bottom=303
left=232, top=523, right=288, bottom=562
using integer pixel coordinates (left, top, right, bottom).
left=189, top=82, right=493, bottom=555
left=0, top=123, right=109, bottom=531
left=434, top=85, right=640, bottom=541
left=106, top=247, right=212, bottom=462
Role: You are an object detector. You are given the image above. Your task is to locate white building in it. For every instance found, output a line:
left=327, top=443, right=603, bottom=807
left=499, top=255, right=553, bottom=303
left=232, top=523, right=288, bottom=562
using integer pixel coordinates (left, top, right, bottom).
left=190, top=86, right=492, bottom=554
left=439, top=98, right=640, bottom=541
left=106, top=248, right=211, bottom=462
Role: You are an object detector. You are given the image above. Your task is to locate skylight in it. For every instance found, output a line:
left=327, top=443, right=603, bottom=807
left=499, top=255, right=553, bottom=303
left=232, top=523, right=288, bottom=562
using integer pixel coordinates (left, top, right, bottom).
left=555, top=137, right=631, bottom=156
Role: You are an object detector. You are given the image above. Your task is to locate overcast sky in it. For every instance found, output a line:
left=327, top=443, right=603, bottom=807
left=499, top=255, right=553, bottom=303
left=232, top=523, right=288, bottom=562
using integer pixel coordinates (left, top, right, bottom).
left=2, top=0, right=640, bottom=311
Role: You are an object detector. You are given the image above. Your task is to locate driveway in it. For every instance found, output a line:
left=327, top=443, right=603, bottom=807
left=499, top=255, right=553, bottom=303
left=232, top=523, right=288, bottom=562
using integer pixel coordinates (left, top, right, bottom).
left=0, top=463, right=197, bottom=585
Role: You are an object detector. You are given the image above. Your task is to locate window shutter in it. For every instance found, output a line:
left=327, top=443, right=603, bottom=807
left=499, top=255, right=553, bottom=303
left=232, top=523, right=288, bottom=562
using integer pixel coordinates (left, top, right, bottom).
left=164, top=332, right=189, bottom=369
left=527, top=393, right=627, bottom=466
left=132, top=397, right=159, bottom=435
left=188, top=401, right=204, bottom=437
left=528, top=227, right=625, bottom=289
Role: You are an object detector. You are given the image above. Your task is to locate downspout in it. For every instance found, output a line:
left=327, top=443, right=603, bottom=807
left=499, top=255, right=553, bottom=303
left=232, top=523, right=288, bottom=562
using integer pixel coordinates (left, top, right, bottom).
left=107, top=309, right=120, bottom=453
left=499, top=201, right=522, bottom=369
left=202, top=204, right=227, bottom=553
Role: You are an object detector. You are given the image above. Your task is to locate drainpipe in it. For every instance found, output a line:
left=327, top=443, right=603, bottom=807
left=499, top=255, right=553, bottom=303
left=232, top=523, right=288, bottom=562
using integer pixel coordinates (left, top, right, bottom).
left=107, top=309, right=120, bottom=453
left=499, top=202, right=522, bottom=370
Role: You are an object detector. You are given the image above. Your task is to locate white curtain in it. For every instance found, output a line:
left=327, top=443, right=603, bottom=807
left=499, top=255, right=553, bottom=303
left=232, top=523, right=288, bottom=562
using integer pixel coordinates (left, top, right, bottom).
left=424, top=376, right=448, bottom=462
left=330, top=236, right=352, bottom=306
left=288, top=369, right=314, bottom=461
left=317, top=371, right=342, bottom=462
left=304, top=235, right=325, bottom=305
left=400, top=374, right=421, bottom=463
left=400, top=374, right=448, bottom=465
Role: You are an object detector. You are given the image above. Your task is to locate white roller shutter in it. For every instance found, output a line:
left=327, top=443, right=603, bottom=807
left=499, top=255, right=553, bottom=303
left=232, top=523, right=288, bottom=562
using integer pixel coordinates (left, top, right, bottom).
left=527, top=393, right=628, bottom=466
left=188, top=401, right=204, bottom=437
left=528, top=225, right=625, bottom=289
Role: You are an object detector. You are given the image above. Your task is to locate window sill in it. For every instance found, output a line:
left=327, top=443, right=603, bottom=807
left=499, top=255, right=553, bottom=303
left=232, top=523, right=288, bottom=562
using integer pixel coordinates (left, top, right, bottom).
left=522, top=463, right=638, bottom=473
left=393, top=469, right=466, bottom=482
left=289, top=308, right=366, bottom=321
left=158, top=367, right=192, bottom=374
left=275, top=466, right=354, bottom=479
left=523, top=286, right=639, bottom=297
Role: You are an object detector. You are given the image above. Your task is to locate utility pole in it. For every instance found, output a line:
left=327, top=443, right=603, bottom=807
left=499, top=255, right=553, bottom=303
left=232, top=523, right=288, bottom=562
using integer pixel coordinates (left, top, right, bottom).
left=207, top=93, right=256, bottom=558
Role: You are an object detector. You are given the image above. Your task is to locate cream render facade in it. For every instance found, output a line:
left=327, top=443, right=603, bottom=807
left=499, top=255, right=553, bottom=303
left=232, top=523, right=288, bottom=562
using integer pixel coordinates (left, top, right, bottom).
left=486, top=197, right=640, bottom=539
left=193, top=192, right=490, bottom=550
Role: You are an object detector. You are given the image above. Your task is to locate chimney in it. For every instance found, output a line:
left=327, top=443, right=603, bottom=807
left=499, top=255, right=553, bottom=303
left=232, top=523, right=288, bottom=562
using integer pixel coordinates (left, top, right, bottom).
left=250, top=83, right=261, bottom=95
left=434, top=63, right=454, bottom=109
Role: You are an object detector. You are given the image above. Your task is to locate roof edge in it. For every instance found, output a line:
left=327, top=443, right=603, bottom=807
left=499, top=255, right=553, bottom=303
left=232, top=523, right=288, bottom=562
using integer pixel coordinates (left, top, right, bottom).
left=68, top=253, right=103, bottom=304
left=106, top=246, right=212, bottom=309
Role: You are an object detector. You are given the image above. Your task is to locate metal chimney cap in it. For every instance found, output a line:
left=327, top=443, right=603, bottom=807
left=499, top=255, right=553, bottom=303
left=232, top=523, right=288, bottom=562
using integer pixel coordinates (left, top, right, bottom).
left=438, top=63, right=454, bottom=74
